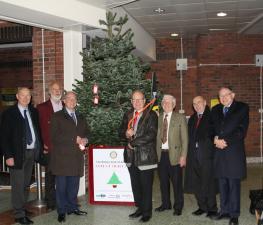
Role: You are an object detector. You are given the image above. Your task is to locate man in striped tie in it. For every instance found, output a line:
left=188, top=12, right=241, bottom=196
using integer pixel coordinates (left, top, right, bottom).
left=155, top=94, right=188, bottom=216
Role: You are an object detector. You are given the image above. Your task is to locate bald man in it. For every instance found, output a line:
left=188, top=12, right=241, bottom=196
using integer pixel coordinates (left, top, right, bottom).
left=184, top=96, right=217, bottom=219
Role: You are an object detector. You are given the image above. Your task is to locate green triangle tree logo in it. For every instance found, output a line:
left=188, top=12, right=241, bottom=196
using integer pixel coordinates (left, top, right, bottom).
left=107, top=172, right=122, bottom=188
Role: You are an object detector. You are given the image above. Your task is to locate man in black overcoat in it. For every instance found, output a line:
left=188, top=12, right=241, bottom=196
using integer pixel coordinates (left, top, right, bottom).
left=211, top=87, right=249, bottom=225
left=1, top=87, right=42, bottom=224
left=184, top=96, right=218, bottom=218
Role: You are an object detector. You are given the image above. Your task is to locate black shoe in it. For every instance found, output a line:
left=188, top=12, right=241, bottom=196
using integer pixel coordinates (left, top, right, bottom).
left=57, top=214, right=66, bottom=223
left=68, top=210, right=87, bottom=215
left=173, top=209, right=182, bottom=216
left=192, top=208, right=205, bottom=216
left=155, top=205, right=172, bottom=212
left=46, top=204, right=56, bottom=211
left=139, top=216, right=151, bottom=222
left=206, top=211, right=218, bottom=219
left=25, top=210, right=34, bottom=217
left=129, top=209, right=142, bottom=218
left=211, top=212, right=230, bottom=220
left=15, top=217, right=34, bottom=224
left=229, top=217, right=238, bottom=225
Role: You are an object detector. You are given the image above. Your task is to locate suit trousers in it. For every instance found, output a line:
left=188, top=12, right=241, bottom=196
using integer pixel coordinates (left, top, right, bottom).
left=128, top=164, right=154, bottom=217
left=158, top=152, right=184, bottom=210
left=44, top=153, right=56, bottom=208
left=192, top=158, right=217, bottom=212
left=219, top=177, right=241, bottom=218
left=55, top=175, right=80, bottom=214
left=9, top=150, right=34, bottom=219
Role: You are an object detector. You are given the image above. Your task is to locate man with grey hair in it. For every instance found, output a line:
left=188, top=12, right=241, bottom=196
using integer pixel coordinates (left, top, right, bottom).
left=1, top=87, right=42, bottom=224
left=155, top=94, right=188, bottom=216
left=37, top=81, right=63, bottom=211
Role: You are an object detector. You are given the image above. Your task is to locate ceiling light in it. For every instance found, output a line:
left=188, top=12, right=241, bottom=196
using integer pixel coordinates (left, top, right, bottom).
left=217, top=12, right=227, bottom=17
left=171, top=33, right=178, bottom=37
left=154, top=8, right=165, bottom=14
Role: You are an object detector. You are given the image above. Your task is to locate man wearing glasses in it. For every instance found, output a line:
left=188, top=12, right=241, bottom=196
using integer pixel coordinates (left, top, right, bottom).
left=211, top=87, right=249, bottom=225
left=119, top=90, right=158, bottom=223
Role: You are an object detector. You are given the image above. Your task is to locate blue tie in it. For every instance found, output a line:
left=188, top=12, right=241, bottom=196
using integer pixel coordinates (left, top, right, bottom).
left=24, top=110, right=33, bottom=145
left=223, top=107, right=229, bottom=116
left=71, top=112, right=77, bottom=125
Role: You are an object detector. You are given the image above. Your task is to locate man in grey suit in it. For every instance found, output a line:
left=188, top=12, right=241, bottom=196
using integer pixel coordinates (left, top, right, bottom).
left=155, top=94, right=188, bottom=216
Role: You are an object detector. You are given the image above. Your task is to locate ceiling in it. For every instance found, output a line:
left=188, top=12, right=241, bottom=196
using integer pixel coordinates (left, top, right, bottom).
left=79, top=0, right=263, bottom=38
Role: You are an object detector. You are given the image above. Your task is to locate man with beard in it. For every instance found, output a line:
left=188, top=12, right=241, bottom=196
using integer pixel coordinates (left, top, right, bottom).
left=37, top=81, right=63, bottom=211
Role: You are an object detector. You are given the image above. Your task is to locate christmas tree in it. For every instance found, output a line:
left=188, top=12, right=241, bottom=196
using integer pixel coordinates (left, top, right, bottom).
left=74, top=11, right=152, bottom=145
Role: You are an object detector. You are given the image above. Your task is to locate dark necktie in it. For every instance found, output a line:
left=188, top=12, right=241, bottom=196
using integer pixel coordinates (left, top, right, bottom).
left=24, top=109, right=33, bottom=145
left=223, top=107, right=229, bottom=116
left=195, top=114, right=202, bottom=128
left=71, top=112, right=77, bottom=125
left=161, top=114, right=168, bottom=144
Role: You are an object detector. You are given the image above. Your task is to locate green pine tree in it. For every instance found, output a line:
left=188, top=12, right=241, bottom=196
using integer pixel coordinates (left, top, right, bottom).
left=74, top=11, right=152, bottom=145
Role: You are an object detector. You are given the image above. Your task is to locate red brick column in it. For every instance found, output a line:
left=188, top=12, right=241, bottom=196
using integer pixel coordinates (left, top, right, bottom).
left=32, top=28, right=64, bottom=105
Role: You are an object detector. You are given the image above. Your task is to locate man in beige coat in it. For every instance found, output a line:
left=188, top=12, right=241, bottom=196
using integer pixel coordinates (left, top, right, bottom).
left=155, top=94, right=188, bottom=216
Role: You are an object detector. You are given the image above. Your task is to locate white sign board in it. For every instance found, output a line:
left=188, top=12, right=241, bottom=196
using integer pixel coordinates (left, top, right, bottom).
left=91, top=147, right=134, bottom=204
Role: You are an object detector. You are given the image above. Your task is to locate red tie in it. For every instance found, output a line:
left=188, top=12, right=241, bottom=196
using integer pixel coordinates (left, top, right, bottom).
left=161, top=114, right=168, bottom=144
left=195, top=114, right=202, bottom=128
left=132, top=111, right=139, bottom=128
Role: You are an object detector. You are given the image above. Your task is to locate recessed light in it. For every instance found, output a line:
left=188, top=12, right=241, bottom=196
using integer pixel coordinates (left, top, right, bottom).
left=154, top=8, right=165, bottom=14
left=217, top=12, right=227, bottom=17
left=171, top=33, right=178, bottom=37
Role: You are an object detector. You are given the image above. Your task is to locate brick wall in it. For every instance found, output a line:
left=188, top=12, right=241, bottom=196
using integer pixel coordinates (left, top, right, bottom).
left=151, top=33, right=263, bottom=157
left=32, top=28, right=64, bottom=105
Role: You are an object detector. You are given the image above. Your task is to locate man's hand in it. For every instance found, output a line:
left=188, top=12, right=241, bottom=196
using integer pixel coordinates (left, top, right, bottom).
left=179, top=157, right=186, bottom=167
left=6, top=158, right=14, bottom=167
left=127, top=143, right=134, bottom=150
left=76, top=136, right=88, bottom=151
left=214, top=137, right=228, bottom=149
left=43, top=144, right=49, bottom=154
left=125, top=129, right=135, bottom=139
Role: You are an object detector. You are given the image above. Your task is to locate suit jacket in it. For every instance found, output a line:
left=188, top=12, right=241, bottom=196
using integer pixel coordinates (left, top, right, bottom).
left=37, top=99, right=54, bottom=151
left=184, top=106, right=215, bottom=193
left=50, top=108, right=89, bottom=176
left=1, top=104, right=42, bottom=169
left=156, top=111, right=188, bottom=166
left=211, top=100, right=249, bottom=179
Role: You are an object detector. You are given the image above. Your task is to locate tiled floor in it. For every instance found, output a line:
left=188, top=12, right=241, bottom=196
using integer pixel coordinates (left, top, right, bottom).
left=0, top=163, right=261, bottom=225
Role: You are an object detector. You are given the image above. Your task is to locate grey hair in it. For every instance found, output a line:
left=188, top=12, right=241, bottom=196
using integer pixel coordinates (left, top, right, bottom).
left=162, top=94, right=176, bottom=106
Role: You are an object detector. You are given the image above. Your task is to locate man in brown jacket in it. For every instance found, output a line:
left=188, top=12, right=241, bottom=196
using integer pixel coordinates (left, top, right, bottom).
left=155, top=94, right=188, bottom=216
left=50, top=91, right=89, bottom=223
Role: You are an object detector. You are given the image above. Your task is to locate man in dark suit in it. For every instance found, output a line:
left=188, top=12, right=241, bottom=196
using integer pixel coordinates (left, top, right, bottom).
left=184, top=96, right=217, bottom=218
left=37, top=81, right=63, bottom=211
left=1, top=87, right=42, bottom=224
left=155, top=94, right=188, bottom=216
left=211, top=87, right=249, bottom=225
left=119, top=90, right=158, bottom=223
left=50, top=91, right=89, bottom=223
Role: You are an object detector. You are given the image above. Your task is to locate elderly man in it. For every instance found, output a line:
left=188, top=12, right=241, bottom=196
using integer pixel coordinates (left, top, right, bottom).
left=184, top=96, right=217, bottom=218
left=211, top=87, right=249, bottom=225
left=1, top=87, right=42, bottom=224
left=37, top=81, right=63, bottom=211
left=119, top=90, right=158, bottom=223
left=50, top=91, right=89, bottom=223
left=155, top=94, right=188, bottom=216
